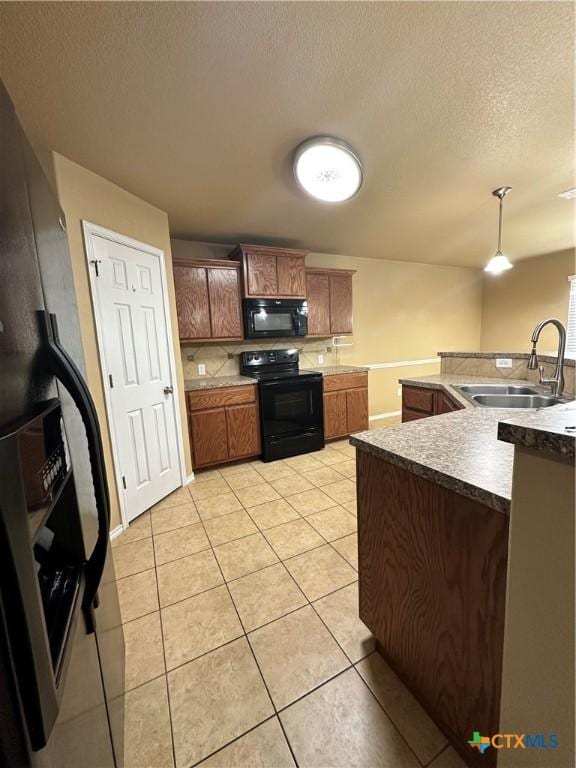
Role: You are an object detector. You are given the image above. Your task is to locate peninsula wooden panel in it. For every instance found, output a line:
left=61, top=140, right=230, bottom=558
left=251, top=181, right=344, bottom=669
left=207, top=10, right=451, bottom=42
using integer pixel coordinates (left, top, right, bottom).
left=174, top=264, right=211, bottom=340
left=207, top=267, right=242, bottom=339
left=305, top=272, right=331, bottom=336
left=226, top=403, right=260, bottom=459
left=357, top=450, right=508, bottom=768
left=187, top=385, right=256, bottom=412
left=329, top=273, right=353, bottom=335
left=323, top=391, right=348, bottom=438
left=402, top=385, right=435, bottom=414
left=189, top=408, right=229, bottom=467
left=346, top=387, right=369, bottom=434
left=435, top=390, right=464, bottom=414
left=246, top=251, right=277, bottom=296
left=277, top=253, right=306, bottom=297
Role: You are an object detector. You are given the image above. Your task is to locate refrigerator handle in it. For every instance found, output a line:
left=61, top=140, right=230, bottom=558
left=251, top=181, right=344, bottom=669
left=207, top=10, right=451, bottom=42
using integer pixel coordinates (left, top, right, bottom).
left=39, top=311, right=110, bottom=633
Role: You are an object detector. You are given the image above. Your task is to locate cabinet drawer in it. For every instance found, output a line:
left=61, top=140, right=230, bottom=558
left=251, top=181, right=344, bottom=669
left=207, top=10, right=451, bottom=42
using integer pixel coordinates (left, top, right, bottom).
left=402, top=385, right=435, bottom=414
left=187, top=385, right=257, bottom=412
left=323, top=372, right=368, bottom=392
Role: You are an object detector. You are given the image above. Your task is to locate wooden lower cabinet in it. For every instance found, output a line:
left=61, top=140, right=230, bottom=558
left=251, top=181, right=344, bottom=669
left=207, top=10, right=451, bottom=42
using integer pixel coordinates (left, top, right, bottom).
left=402, top=384, right=463, bottom=422
left=323, top=391, right=347, bottom=438
left=323, top=372, right=369, bottom=439
left=226, top=403, right=260, bottom=460
left=189, top=408, right=229, bottom=467
left=187, top=385, right=261, bottom=468
left=357, top=450, right=508, bottom=768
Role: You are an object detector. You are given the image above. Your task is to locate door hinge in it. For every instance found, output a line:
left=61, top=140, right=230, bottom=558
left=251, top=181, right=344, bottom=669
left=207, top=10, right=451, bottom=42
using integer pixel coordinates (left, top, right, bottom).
left=109, top=374, right=114, bottom=388
left=122, top=476, right=127, bottom=490
left=90, top=258, right=102, bottom=277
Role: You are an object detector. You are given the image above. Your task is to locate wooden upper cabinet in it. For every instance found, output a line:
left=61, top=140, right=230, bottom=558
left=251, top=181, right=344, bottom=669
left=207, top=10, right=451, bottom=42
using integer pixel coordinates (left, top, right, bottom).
left=306, top=268, right=355, bottom=336
left=305, top=272, right=331, bottom=336
left=277, top=253, right=306, bottom=297
left=174, top=258, right=243, bottom=342
left=246, top=251, right=277, bottom=296
left=329, top=273, right=353, bottom=335
left=229, top=244, right=307, bottom=298
left=173, top=263, right=211, bottom=340
left=207, top=267, right=242, bottom=339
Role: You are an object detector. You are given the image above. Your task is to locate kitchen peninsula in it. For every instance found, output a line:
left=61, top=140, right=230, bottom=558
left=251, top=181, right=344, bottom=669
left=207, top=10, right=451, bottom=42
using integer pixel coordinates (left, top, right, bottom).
left=351, top=359, right=575, bottom=768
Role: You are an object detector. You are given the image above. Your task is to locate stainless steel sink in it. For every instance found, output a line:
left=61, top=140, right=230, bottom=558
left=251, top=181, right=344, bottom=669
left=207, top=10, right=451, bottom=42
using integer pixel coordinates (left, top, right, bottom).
left=470, top=394, right=564, bottom=409
left=457, top=384, right=541, bottom=396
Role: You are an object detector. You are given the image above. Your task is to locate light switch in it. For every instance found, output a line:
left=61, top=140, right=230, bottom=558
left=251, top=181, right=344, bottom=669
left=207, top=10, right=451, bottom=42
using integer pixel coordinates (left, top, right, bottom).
left=495, top=358, right=513, bottom=369
left=198, top=363, right=206, bottom=375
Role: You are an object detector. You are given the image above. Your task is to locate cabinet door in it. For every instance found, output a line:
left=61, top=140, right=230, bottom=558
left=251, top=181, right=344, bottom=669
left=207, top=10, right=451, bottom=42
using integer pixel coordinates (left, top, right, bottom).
left=346, top=388, right=369, bottom=434
left=174, top=264, right=211, bottom=340
left=323, top=391, right=348, bottom=439
left=329, top=273, right=353, bottom=334
left=277, top=254, right=306, bottom=297
left=208, top=267, right=242, bottom=339
left=226, top=403, right=261, bottom=459
left=246, top=251, right=277, bottom=296
left=190, top=408, right=229, bottom=467
left=306, top=272, right=331, bottom=336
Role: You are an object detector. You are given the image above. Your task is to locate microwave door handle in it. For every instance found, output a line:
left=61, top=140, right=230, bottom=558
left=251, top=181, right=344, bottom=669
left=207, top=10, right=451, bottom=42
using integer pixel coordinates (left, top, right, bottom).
left=39, top=311, right=110, bottom=633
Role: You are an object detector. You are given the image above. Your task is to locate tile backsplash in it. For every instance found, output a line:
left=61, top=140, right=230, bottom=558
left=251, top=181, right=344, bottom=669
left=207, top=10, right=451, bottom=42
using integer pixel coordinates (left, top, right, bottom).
left=181, top=338, right=343, bottom=379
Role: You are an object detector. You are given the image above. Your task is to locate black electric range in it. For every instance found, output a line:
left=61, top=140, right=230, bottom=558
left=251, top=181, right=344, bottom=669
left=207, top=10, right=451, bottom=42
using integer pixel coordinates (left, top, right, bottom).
left=240, top=349, right=324, bottom=461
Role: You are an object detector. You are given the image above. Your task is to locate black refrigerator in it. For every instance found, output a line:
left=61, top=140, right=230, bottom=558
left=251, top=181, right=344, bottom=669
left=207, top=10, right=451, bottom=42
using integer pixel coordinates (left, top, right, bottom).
left=0, top=81, right=125, bottom=767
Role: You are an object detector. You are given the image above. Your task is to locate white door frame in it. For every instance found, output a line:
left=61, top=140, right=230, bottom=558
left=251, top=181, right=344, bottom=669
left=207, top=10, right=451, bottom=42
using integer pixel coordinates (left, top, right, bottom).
left=82, top=221, right=186, bottom=530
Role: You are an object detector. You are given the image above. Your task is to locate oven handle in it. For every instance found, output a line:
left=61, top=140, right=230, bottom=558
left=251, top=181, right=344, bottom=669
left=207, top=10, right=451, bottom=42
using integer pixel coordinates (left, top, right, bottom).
left=259, top=375, right=323, bottom=388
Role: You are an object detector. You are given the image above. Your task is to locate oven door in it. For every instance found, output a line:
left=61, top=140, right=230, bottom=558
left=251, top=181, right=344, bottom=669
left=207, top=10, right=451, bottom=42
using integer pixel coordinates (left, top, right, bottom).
left=259, top=377, right=323, bottom=437
left=244, top=300, right=307, bottom=338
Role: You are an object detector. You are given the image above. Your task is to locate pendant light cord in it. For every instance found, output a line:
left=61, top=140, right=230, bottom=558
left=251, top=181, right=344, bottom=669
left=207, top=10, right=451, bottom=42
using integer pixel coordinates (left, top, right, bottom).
left=497, top=195, right=503, bottom=252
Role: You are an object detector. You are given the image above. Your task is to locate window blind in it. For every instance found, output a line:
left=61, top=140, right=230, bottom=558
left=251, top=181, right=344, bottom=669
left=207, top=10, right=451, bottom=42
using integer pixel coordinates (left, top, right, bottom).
left=567, top=275, right=576, bottom=359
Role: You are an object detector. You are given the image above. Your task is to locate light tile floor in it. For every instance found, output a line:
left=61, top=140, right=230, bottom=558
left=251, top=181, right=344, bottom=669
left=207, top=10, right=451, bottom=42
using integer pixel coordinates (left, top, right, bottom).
left=113, top=434, right=466, bottom=768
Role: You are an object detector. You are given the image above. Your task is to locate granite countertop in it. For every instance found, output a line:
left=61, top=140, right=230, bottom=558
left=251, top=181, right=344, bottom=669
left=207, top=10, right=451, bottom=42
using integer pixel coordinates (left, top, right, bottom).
left=351, top=408, right=517, bottom=514
left=184, top=375, right=256, bottom=391
left=308, top=365, right=369, bottom=376
left=498, top=401, right=576, bottom=459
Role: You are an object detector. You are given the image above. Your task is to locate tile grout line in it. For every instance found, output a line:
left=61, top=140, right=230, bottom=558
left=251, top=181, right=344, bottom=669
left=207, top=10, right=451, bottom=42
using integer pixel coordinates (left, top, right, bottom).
left=149, top=530, right=178, bottom=768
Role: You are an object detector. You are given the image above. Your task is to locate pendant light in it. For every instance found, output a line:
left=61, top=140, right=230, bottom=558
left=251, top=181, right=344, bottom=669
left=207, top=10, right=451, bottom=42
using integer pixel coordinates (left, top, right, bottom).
left=485, top=186, right=513, bottom=274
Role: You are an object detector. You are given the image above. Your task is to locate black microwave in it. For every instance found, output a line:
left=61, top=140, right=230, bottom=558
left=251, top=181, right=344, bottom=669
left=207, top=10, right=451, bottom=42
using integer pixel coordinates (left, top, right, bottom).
left=243, top=298, right=308, bottom=339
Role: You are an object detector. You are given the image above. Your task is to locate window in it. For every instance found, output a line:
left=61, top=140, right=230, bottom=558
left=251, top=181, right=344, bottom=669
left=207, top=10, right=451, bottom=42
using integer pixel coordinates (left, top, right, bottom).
left=567, top=275, right=576, bottom=359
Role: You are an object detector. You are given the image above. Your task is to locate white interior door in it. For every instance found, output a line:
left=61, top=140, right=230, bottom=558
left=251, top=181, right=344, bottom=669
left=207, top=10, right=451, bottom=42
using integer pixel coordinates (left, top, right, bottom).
left=87, top=230, right=181, bottom=522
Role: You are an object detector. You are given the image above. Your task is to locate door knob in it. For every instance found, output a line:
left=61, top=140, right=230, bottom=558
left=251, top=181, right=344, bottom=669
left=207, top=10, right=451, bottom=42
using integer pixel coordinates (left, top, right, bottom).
left=164, top=386, right=174, bottom=395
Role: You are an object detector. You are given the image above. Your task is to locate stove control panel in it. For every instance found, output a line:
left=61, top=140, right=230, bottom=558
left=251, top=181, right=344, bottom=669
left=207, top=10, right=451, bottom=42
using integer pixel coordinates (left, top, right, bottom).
left=241, top=349, right=299, bottom=369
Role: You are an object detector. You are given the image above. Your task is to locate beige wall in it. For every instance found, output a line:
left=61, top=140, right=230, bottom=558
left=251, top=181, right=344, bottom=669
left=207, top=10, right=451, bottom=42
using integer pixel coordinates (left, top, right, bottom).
left=481, top=249, right=575, bottom=352
left=49, top=153, right=192, bottom=530
left=171, top=239, right=484, bottom=415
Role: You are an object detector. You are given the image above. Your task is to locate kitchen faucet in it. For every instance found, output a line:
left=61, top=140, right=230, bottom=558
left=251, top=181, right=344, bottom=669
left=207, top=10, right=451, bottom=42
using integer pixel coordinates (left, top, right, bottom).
left=527, top=318, right=566, bottom=396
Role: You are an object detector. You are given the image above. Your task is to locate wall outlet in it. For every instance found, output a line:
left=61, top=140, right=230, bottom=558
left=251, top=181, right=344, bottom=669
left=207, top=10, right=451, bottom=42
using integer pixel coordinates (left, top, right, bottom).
left=318, top=354, right=324, bottom=365
left=496, top=358, right=513, bottom=369
left=198, top=363, right=206, bottom=376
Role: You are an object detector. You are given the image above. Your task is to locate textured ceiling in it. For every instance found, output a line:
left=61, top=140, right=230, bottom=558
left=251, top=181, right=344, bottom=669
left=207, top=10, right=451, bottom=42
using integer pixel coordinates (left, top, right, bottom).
left=1, top=1, right=574, bottom=267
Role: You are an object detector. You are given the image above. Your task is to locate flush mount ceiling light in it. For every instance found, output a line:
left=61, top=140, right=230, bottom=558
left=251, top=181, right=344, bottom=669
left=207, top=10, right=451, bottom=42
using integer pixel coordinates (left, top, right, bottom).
left=293, top=137, right=363, bottom=202
left=485, top=186, right=513, bottom=275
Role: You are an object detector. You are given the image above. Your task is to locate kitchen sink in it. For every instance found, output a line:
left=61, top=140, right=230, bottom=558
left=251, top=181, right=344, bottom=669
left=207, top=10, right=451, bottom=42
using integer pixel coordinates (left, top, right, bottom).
left=457, top=384, right=541, bottom=396
left=470, top=394, right=564, bottom=409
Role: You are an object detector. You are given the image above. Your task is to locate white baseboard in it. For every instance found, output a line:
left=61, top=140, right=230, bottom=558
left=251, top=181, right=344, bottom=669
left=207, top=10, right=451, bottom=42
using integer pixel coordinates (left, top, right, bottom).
left=109, top=524, right=125, bottom=540
left=369, top=410, right=402, bottom=421
left=183, top=473, right=196, bottom=486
